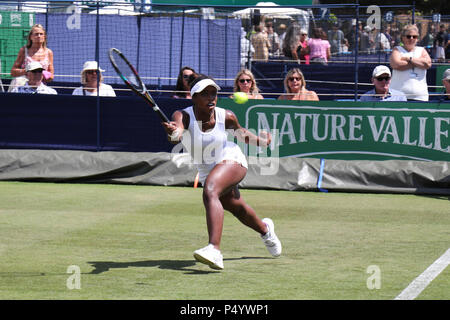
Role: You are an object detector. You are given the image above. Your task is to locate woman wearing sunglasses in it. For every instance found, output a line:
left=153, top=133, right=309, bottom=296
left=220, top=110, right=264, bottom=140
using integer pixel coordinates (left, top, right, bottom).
left=230, top=69, right=264, bottom=100
left=389, top=24, right=432, bottom=101
left=173, top=66, right=197, bottom=99
left=277, top=68, right=319, bottom=101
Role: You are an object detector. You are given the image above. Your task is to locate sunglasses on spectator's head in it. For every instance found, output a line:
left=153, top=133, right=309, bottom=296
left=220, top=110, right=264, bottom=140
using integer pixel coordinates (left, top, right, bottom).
left=405, top=35, right=418, bottom=39
left=239, top=78, right=252, bottom=83
left=375, top=76, right=391, bottom=81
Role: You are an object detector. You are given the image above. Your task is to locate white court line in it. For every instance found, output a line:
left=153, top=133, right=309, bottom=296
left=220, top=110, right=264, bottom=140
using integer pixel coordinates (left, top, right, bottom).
left=395, top=248, right=450, bottom=300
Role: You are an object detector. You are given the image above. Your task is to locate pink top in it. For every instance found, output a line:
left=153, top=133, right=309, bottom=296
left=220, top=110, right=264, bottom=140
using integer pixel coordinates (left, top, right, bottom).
left=307, top=38, right=330, bottom=62
left=21, top=47, right=50, bottom=71
left=299, top=40, right=310, bottom=64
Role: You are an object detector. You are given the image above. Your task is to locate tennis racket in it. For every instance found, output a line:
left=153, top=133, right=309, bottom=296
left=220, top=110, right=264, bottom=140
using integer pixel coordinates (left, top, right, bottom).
left=108, top=48, right=169, bottom=122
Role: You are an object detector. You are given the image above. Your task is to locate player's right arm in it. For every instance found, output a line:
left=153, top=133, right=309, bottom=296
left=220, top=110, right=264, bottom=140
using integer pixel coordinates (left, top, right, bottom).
left=161, top=110, right=188, bottom=144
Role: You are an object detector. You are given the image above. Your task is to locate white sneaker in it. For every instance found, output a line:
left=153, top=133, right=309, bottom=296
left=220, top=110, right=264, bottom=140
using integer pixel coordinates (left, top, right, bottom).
left=193, top=244, right=224, bottom=270
left=261, top=218, right=282, bottom=257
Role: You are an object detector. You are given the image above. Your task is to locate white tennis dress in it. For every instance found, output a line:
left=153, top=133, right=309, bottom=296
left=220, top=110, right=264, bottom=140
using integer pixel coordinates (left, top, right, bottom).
left=182, top=106, right=248, bottom=185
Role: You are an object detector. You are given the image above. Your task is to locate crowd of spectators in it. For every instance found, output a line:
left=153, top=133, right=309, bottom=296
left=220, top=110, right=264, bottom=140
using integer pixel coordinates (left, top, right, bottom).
left=4, top=22, right=450, bottom=102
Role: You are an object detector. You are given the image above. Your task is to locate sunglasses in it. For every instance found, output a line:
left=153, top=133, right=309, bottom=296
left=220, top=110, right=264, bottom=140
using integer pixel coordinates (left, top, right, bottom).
left=86, top=70, right=98, bottom=74
left=376, top=76, right=391, bottom=82
left=239, top=78, right=252, bottom=83
left=30, top=69, right=43, bottom=73
left=182, top=74, right=191, bottom=79
left=288, top=77, right=302, bottom=82
left=405, top=35, right=418, bottom=39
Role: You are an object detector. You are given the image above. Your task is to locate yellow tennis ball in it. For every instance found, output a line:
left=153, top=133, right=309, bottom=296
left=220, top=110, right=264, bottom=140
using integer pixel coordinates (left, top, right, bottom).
left=233, top=92, right=248, bottom=104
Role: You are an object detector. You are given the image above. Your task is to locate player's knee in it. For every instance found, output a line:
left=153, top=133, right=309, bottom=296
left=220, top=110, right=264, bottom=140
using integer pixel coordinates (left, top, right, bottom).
left=202, top=181, right=220, bottom=202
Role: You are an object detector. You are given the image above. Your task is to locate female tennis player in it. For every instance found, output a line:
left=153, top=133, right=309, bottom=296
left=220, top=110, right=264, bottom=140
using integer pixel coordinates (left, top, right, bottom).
left=162, top=75, right=282, bottom=270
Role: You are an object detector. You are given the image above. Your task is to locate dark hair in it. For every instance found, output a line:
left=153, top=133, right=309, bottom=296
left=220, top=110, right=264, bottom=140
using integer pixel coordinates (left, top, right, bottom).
left=174, top=66, right=197, bottom=98
left=312, top=28, right=323, bottom=39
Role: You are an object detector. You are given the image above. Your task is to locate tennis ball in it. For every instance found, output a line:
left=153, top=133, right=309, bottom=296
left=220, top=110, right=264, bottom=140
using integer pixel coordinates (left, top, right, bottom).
left=233, top=92, right=248, bottom=104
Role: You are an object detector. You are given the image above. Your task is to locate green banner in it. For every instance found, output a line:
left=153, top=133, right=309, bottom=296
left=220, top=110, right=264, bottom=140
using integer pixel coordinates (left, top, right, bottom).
left=218, top=99, right=450, bottom=161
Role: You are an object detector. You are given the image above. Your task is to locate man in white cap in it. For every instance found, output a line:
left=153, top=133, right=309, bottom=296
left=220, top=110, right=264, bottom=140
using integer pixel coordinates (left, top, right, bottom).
left=360, top=65, right=406, bottom=101
left=72, top=61, right=116, bottom=97
left=11, top=61, right=57, bottom=94
left=438, top=68, right=450, bottom=102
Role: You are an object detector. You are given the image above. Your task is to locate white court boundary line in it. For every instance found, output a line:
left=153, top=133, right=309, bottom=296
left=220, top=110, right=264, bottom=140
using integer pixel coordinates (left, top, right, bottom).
left=395, top=248, right=450, bottom=300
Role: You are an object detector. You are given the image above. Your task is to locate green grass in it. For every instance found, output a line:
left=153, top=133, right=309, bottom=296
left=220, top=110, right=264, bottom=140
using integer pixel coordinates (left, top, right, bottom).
left=0, top=181, right=448, bottom=300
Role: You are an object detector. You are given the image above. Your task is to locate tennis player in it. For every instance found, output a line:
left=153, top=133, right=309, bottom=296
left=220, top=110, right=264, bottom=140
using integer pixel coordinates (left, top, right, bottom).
left=162, top=75, right=282, bottom=270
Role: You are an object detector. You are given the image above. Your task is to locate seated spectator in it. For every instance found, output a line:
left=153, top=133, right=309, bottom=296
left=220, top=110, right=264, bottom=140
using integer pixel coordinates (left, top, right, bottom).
left=10, top=61, right=57, bottom=94
left=173, top=66, right=197, bottom=99
left=72, top=61, right=116, bottom=97
left=360, top=65, right=406, bottom=102
left=277, top=68, right=319, bottom=101
left=437, top=68, right=450, bottom=102
left=230, top=69, right=264, bottom=100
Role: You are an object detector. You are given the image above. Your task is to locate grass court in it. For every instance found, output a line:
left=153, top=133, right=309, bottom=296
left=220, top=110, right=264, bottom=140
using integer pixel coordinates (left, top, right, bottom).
left=0, top=181, right=448, bottom=300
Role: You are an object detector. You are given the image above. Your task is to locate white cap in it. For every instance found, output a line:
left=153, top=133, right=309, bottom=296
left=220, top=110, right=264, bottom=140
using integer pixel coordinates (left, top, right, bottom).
left=26, top=61, right=44, bottom=72
left=372, top=65, right=391, bottom=78
left=442, top=69, right=450, bottom=80
left=190, top=78, right=221, bottom=97
left=81, top=61, right=105, bottom=73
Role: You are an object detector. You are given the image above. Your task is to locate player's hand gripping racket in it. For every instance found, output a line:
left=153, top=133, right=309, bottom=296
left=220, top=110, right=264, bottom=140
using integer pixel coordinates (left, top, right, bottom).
left=108, top=48, right=169, bottom=122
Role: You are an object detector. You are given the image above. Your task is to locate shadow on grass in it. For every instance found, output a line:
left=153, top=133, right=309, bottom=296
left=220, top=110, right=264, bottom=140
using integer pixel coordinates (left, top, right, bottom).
left=87, top=257, right=271, bottom=275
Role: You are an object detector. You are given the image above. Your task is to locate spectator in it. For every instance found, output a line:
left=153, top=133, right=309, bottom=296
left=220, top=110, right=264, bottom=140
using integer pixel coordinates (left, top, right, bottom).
left=240, top=28, right=254, bottom=69
left=327, top=22, right=345, bottom=54
left=265, top=21, right=280, bottom=57
left=9, top=24, right=54, bottom=92
left=297, top=29, right=310, bottom=64
left=281, top=23, right=301, bottom=60
left=304, top=28, right=331, bottom=65
left=230, top=69, right=263, bottom=100
left=390, top=24, right=432, bottom=101
left=420, top=24, right=435, bottom=56
left=251, top=25, right=271, bottom=62
left=433, top=24, right=447, bottom=62
left=72, top=61, right=115, bottom=97
left=278, top=23, right=287, bottom=51
left=374, top=27, right=391, bottom=52
left=277, top=68, right=319, bottom=101
left=173, top=66, right=197, bottom=99
left=11, top=61, right=56, bottom=94
left=437, top=68, right=450, bottom=102
left=360, top=26, right=371, bottom=54
left=445, top=26, right=450, bottom=61
left=360, top=65, right=406, bottom=101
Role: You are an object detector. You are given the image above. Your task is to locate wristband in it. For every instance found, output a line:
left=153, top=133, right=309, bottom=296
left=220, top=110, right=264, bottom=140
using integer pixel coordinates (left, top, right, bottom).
left=169, top=128, right=181, bottom=141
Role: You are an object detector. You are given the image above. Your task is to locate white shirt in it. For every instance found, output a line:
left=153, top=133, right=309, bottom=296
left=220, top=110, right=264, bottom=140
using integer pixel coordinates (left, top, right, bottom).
left=11, top=82, right=57, bottom=95
left=72, top=83, right=116, bottom=97
left=182, top=106, right=248, bottom=185
left=390, top=46, right=428, bottom=101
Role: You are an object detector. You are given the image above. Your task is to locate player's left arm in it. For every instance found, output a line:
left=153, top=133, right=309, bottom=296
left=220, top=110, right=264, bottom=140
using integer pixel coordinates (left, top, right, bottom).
left=225, top=109, right=271, bottom=147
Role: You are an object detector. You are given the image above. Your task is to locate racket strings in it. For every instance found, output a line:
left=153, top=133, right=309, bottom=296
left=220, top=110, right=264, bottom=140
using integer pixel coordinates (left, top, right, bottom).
left=110, top=50, right=143, bottom=91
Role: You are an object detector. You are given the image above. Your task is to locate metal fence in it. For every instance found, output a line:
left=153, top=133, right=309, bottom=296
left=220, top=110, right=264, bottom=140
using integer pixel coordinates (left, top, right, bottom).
left=1, top=1, right=449, bottom=96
